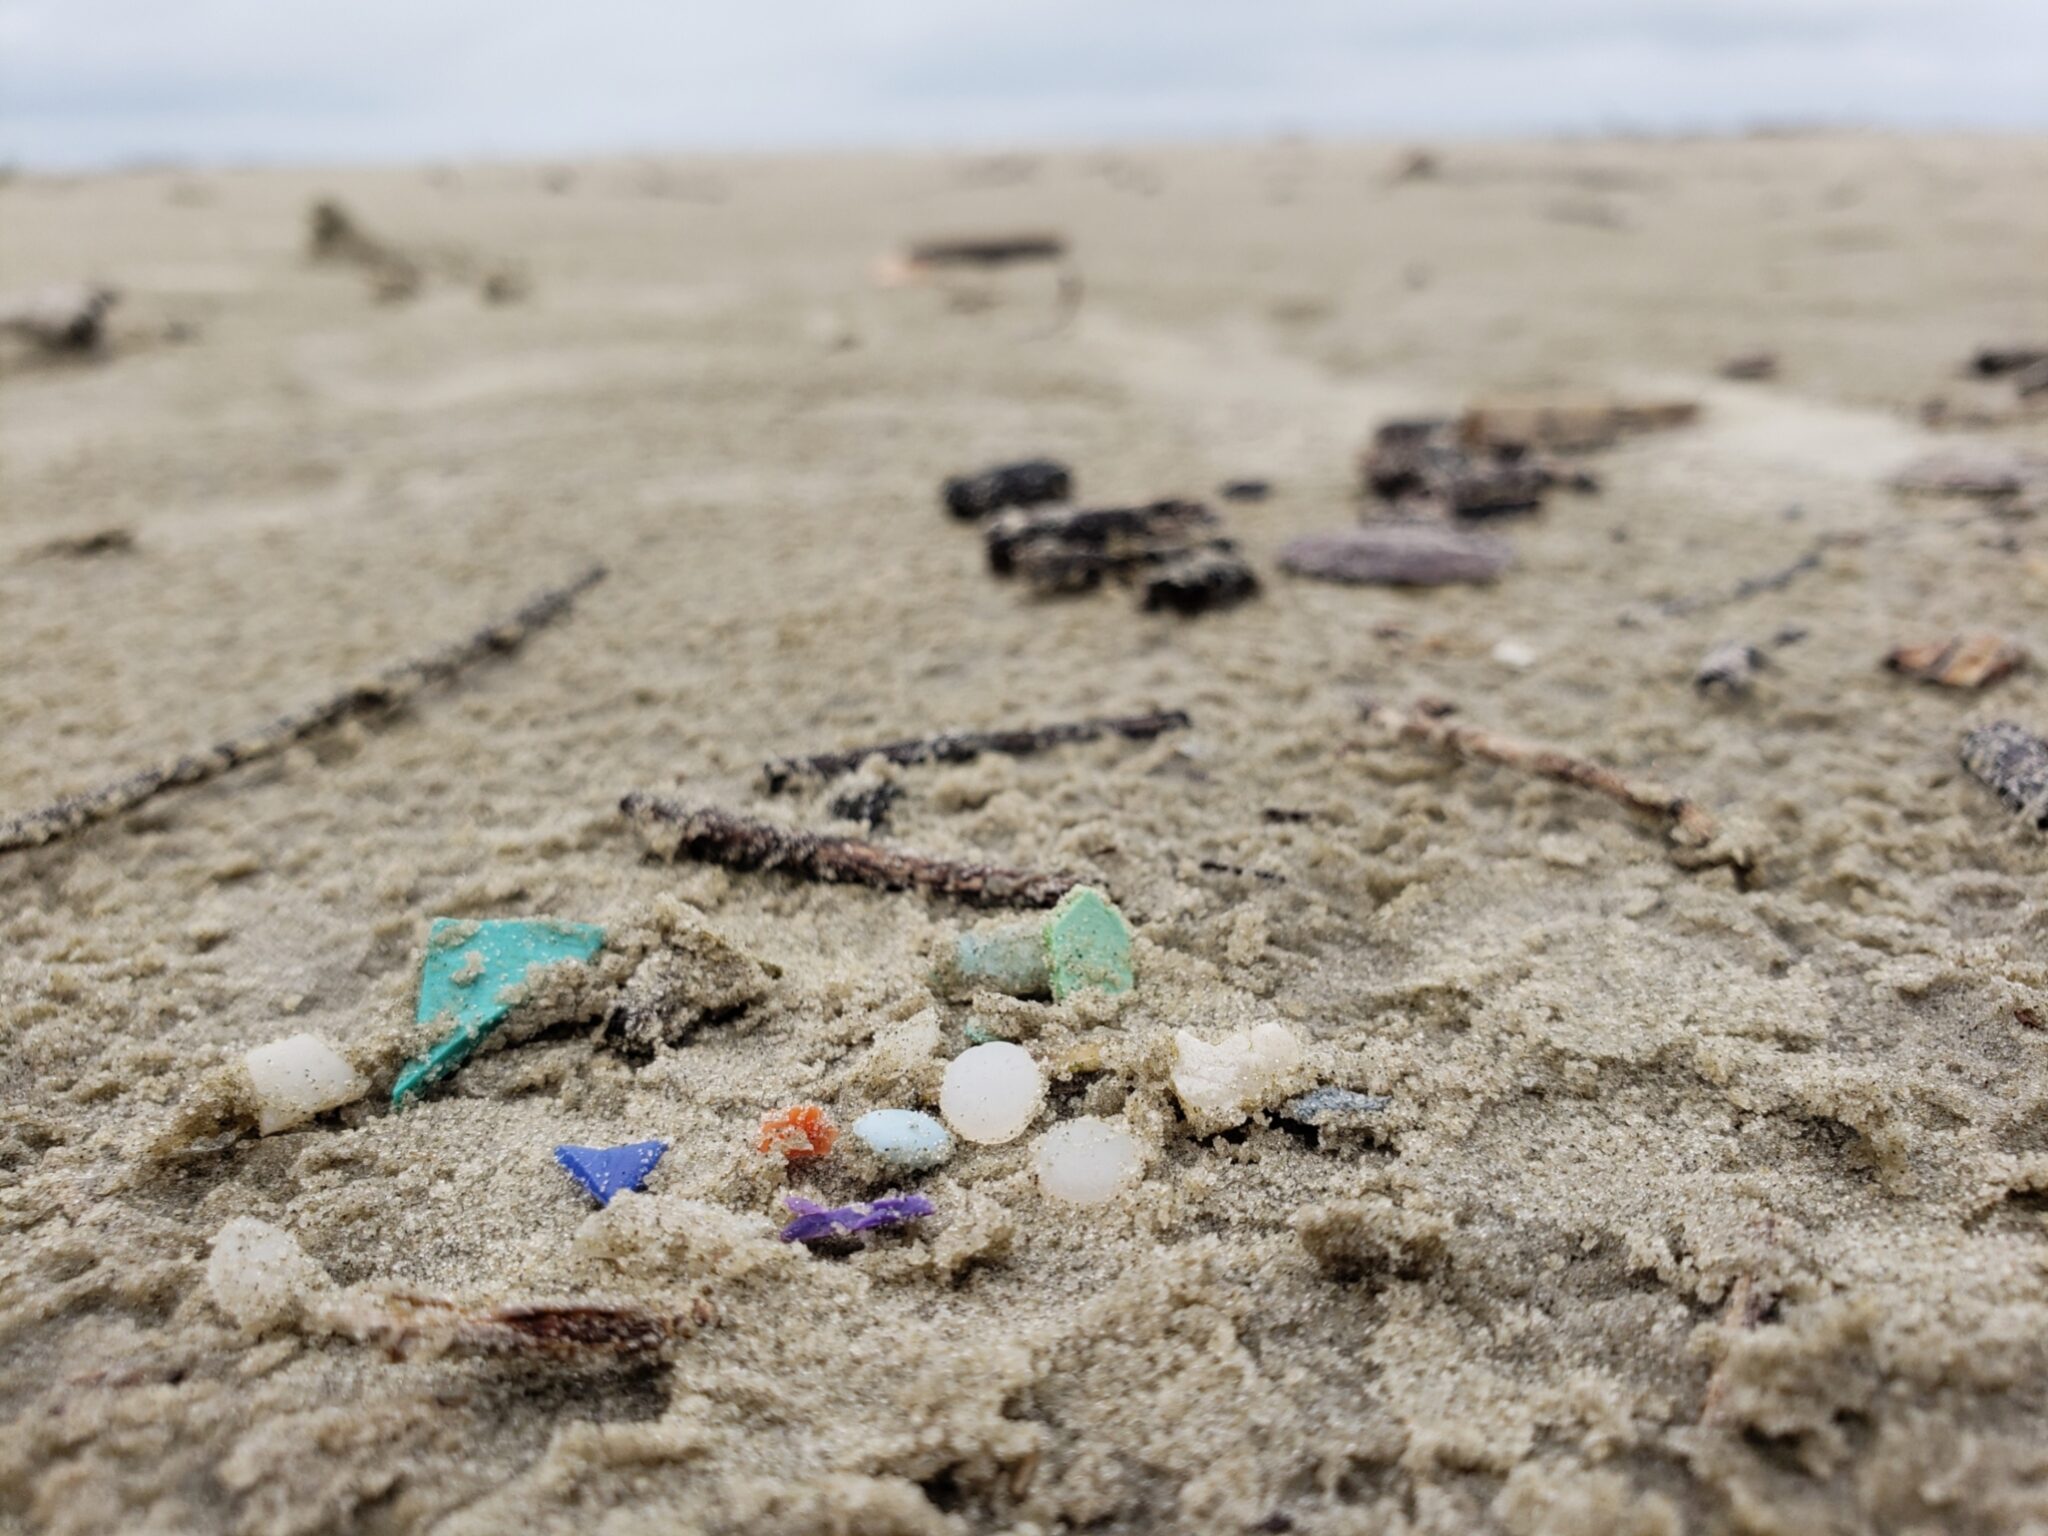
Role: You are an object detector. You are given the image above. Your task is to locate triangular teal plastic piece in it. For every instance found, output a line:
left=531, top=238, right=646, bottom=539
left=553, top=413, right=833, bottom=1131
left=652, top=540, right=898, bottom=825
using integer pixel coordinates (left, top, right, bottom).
left=554, top=1140, right=668, bottom=1205
left=392, top=917, right=606, bottom=1107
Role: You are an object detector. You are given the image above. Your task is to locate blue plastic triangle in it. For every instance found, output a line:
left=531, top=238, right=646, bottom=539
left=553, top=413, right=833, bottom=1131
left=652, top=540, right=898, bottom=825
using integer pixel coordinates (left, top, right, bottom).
left=553, top=1140, right=669, bottom=1205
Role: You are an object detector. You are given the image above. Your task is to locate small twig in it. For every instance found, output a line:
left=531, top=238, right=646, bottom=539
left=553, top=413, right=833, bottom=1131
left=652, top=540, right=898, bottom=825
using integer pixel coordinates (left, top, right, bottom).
left=620, top=796, right=1077, bottom=907
left=762, top=709, right=1190, bottom=792
left=1359, top=699, right=1739, bottom=870
left=904, top=233, right=1067, bottom=268
left=0, top=565, right=606, bottom=857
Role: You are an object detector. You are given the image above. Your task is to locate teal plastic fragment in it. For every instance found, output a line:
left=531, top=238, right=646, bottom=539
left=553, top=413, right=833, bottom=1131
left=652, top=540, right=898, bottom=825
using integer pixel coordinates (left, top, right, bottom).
left=1043, top=886, right=1134, bottom=1001
left=392, top=917, right=606, bottom=1108
left=950, top=927, right=1052, bottom=998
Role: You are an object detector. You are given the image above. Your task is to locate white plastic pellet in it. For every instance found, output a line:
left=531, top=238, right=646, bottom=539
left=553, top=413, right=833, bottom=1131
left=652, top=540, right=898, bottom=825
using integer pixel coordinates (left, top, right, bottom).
left=1033, top=1118, right=1143, bottom=1205
left=939, top=1041, right=1044, bottom=1145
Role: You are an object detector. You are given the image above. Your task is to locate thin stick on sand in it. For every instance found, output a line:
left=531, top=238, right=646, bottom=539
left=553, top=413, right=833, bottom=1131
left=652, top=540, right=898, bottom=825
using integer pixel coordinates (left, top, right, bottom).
left=1358, top=698, right=1740, bottom=870
left=0, top=565, right=607, bottom=857
left=761, top=709, right=1191, bottom=792
left=620, top=796, right=1078, bottom=908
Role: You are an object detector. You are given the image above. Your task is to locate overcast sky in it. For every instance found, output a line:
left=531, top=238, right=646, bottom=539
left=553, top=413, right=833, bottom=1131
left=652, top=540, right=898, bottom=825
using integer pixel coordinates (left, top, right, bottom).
left=4, top=0, right=2045, bottom=168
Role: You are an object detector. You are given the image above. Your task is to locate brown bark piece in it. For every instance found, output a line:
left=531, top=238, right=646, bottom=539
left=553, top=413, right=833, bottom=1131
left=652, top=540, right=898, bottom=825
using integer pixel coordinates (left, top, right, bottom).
left=1885, top=633, right=2026, bottom=689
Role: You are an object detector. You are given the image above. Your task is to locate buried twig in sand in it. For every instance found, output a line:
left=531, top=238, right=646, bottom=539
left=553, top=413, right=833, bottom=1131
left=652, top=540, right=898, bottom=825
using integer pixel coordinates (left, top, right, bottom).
left=0, top=565, right=606, bottom=857
left=1357, top=698, right=1746, bottom=874
left=762, top=709, right=1191, bottom=791
left=619, top=796, right=1078, bottom=907
left=316, top=1289, right=710, bottom=1362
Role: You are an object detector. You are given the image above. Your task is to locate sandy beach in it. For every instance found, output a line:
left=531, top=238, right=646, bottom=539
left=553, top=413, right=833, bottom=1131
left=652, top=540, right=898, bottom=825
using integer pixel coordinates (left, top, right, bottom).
left=4, top=133, right=2048, bottom=1534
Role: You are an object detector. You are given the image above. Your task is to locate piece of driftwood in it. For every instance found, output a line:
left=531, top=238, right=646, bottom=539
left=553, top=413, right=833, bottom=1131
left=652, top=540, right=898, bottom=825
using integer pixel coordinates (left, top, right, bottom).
left=318, top=1290, right=709, bottom=1362
left=1971, top=348, right=2048, bottom=378
left=1359, top=698, right=1736, bottom=868
left=1142, top=547, right=1259, bottom=614
left=904, top=234, right=1067, bottom=268
left=764, top=709, right=1190, bottom=791
left=1718, top=353, right=1779, bottom=381
left=620, top=796, right=1078, bottom=907
left=0, top=285, right=119, bottom=352
left=943, top=459, right=1072, bottom=520
left=1885, top=634, right=2025, bottom=690
left=26, top=527, right=134, bottom=561
left=1962, top=721, right=2048, bottom=829
left=1459, top=397, right=1699, bottom=453
left=0, top=565, right=606, bottom=857
left=308, top=199, right=422, bottom=300
left=1280, top=524, right=1514, bottom=587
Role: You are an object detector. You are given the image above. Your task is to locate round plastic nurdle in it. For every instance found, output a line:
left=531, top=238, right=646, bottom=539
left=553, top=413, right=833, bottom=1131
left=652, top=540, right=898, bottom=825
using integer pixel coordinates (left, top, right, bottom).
left=1033, top=1117, right=1143, bottom=1205
left=939, top=1041, right=1044, bottom=1145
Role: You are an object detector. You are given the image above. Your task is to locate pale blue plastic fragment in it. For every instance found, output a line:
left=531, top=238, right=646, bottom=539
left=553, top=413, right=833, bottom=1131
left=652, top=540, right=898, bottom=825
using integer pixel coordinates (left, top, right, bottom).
left=850, top=1109, right=954, bottom=1172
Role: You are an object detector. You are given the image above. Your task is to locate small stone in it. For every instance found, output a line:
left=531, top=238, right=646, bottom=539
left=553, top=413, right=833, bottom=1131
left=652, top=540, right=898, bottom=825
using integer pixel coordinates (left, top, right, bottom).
left=1695, top=640, right=1765, bottom=695
left=850, top=1109, right=955, bottom=1172
left=1280, top=525, right=1513, bottom=587
left=940, top=1041, right=1044, bottom=1144
left=395, top=917, right=607, bottom=1106
left=1718, top=352, right=1778, bottom=381
left=1033, top=1117, right=1143, bottom=1204
left=1491, top=638, right=1537, bottom=669
left=1172, top=1022, right=1305, bottom=1134
left=207, top=1218, right=325, bottom=1331
left=1280, top=1087, right=1392, bottom=1126
left=1962, top=721, right=2048, bottom=828
left=1141, top=546, right=1260, bottom=615
left=242, top=1034, right=368, bottom=1135
left=554, top=1140, right=669, bottom=1205
left=1044, top=886, right=1135, bottom=1001
left=943, top=459, right=1073, bottom=520
left=1220, top=479, right=1272, bottom=502
left=1891, top=448, right=2048, bottom=498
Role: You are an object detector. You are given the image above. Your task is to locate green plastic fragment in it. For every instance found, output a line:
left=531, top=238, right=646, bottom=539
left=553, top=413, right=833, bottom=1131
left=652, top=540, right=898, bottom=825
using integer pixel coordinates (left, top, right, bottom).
left=392, top=917, right=606, bottom=1107
left=1043, top=886, right=1134, bottom=1001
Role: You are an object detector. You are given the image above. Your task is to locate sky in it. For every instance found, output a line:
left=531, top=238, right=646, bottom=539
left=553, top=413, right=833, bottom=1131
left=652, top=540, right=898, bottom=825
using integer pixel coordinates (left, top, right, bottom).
left=3, top=0, right=2045, bottom=169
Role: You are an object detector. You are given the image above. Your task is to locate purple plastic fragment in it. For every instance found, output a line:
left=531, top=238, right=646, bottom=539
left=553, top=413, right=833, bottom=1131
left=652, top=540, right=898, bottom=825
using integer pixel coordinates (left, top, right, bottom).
left=778, top=1194, right=936, bottom=1244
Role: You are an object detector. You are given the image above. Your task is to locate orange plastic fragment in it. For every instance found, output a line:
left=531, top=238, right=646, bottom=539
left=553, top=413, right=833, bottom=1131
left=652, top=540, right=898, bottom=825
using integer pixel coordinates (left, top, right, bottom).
left=757, top=1104, right=838, bottom=1163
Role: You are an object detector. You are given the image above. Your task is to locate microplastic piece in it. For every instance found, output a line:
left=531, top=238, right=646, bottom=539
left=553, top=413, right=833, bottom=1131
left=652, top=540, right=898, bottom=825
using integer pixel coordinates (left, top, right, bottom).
left=1033, top=1118, right=1144, bottom=1205
left=1043, top=886, right=1134, bottom=1000
left=243, top=1033, right=368, bottom=1135
left=757, top=1104, right=838, bottom=1162
left=1280, top=1088, right=1392, bottom=1126
left=779, top=1194, right=936, bottom=1244
left=1171, top=1022, right=1305, bottom=1133
left=393, top=917, right=606, bottom=1107
left=850, top=1109, right=954, bottom=1172
left=940, top=1041, right=1044, bottom=1144
left=553, top=1140, right=669, bottom=1205
left=948, top=926, right=1052, bottom=998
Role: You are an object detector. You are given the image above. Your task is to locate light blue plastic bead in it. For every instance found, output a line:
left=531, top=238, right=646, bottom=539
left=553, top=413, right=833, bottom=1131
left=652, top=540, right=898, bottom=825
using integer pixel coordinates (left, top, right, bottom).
left=850, top=1109, right=954, bottom=1172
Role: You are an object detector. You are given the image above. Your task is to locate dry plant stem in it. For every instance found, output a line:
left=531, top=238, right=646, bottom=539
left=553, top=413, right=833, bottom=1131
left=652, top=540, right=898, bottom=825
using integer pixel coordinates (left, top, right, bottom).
left=1360, top=699, right=1729, bottom=860
left=0, top=565, right=606, bottom=856
left=762, top=709, right=1191, bottom=791
left=620, top=795, right=1077, bottom=908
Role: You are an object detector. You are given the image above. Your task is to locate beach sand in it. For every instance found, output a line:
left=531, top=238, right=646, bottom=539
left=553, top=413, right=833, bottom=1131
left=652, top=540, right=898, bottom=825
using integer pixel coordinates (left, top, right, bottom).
left=3, top=134, right=2048, bottom=1534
